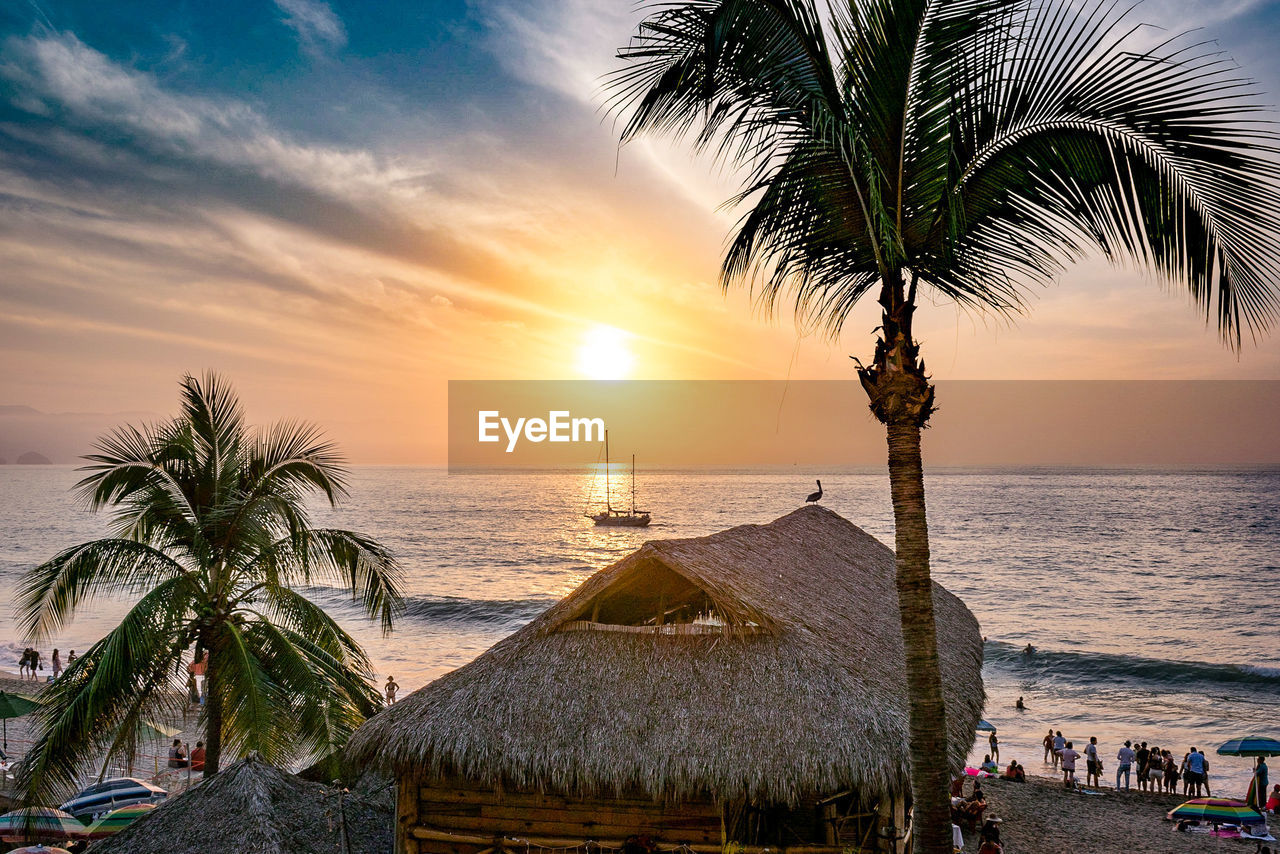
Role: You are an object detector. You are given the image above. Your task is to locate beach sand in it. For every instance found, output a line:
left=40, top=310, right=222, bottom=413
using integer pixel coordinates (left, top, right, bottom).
left=979, top=774, right=1276, bottom=854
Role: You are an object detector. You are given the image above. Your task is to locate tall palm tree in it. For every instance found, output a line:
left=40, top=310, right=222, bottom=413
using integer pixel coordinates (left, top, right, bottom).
left=609, top=1, right=1280, bottom=850
left=15, top=373, right=403, bottom=803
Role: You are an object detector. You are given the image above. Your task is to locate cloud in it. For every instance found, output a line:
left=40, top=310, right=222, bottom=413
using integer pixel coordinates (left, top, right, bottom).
left=274, top=0, right=347, bottom=54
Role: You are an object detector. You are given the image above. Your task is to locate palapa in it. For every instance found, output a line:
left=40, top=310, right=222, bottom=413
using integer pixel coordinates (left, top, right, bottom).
left=90, top=753, right=392, bottom=854
left=346, top=506, right=985, bottom=805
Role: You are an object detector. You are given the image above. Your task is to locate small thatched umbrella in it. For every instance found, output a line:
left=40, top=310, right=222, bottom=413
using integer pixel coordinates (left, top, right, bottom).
left=90, top=753, right=392, bottom=854
left=347, top=505, right=985, bottom=809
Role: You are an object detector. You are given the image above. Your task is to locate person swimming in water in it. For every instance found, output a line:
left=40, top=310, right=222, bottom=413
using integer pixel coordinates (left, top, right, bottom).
left=1023, top=643, right=1035, bottom=656
left=1015, top=696, right=1025, bottom=710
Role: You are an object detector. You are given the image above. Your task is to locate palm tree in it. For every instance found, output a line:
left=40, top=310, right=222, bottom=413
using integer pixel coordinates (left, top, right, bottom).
left=609, top=1, right=1280, bottom=850
left=15, top=373, right=403, bottom=803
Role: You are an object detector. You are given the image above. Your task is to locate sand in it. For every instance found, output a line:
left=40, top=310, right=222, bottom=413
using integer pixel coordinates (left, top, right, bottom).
left=975, top=774, right=1276, bottom=854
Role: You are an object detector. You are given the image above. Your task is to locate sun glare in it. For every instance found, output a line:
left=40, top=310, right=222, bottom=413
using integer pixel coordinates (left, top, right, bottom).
left=576, top=325, right=635, bottom=380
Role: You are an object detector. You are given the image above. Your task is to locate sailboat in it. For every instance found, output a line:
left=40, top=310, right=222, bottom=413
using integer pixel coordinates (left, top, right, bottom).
left=587, top=431, right=651, bottom=527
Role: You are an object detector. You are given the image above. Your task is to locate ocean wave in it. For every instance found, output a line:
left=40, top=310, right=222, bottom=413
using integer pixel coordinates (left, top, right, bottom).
left=400, top=594, right=557, bottom=626
left=302, top=587, right=556, bottom=629
left=984, top=640, right=1280, bottom=689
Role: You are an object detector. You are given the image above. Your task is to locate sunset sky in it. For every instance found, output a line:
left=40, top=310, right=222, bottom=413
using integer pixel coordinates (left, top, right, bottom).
left=2, top=0, right=1280, bottom=463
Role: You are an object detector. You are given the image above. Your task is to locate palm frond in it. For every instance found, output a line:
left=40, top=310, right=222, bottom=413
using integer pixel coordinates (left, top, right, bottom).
left=17, top=539, right=189, bottom=641
left=944, top=0, right=1280, bottom=344
left=244, top=529, right=404, bottom=633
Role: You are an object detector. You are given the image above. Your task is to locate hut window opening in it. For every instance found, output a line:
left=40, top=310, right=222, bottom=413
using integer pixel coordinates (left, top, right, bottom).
left=559, top=559, right=761, bottom=635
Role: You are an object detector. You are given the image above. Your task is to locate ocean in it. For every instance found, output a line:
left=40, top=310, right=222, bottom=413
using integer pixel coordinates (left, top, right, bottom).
left=1, top=465, right=1277, bottom=795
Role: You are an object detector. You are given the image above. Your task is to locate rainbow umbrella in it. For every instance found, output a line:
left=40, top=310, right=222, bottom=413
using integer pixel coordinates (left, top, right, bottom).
left=9, top=846, right=72, bottom=853
left=0, top=807, right=86, bottom=843
left=1167, top=798, right=1265, bottom=824
left=1217, top=736, right=1280, bottom=757
left=84, top=802, right=156, bottom=838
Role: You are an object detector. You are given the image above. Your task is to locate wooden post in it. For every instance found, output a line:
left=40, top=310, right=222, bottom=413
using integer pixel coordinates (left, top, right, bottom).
left=397, top=775, right=421, bottom=854
left=875, top=794, right=907, bottom=854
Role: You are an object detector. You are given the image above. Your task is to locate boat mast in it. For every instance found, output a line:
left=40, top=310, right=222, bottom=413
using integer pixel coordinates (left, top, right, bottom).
left=630, top=453, right=636, bottom=513
left=604, top=430, right=612, bottom=512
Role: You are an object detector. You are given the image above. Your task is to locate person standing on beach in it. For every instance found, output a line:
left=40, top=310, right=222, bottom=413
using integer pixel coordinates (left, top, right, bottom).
left=1200, top=750, right=1211, bottom=796
left=1084, top=737, right=1101, bottom=787
left=1117, top=740, right=1135, bottom=791
left=1052, top=731, right=1065, bottom=769
left=1186, top=747, right=1206, bottom=796
left=1043, top=729, right=1054, bottom=763
left=17, top=649, right=30, bottom=679
left=28, top=648, right=41, bottom=680
left=989, top=731, right=1000, bottom=763
left=1256, top=758, right=1269, bottom=808
left=1136, top=742, right=1151, bottom=791
left=1060, top=741, right=1080, bottom=787
left=385, top=675, right=399, bottom=705
left=51, top=649, right=61, bottom=679
left=66, top=650, right=76, bottom=666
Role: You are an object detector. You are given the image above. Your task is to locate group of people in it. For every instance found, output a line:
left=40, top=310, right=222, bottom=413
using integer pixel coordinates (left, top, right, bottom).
left=949, top=778, right=1006, bottom=853
left=1114, top=740, right=1218, bottom=795
left=1040, top=728, right=1237, bottom=795
left=16, top=647, right=75, bottom=680
left=167, top=738, right=206, bottom=771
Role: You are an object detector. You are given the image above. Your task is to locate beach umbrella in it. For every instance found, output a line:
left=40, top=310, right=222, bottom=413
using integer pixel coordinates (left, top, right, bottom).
left=8, top=846, right=72, bottom=853
left=0, top=691, right=40, bottom=752
left=0, top=807, right=86, bottom=843
left=976, top=720, right=997, bottom=733
left=1167, top=798, right=1265, bottom=824
left=1217, top=736, right=1280, bottom=757
left=84, top=803, right=157, bottom=838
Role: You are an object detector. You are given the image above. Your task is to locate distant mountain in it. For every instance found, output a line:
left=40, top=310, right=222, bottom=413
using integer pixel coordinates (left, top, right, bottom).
left=0, top=405, right=159, bottom=464
left=16, top=451, right=52, bottom=464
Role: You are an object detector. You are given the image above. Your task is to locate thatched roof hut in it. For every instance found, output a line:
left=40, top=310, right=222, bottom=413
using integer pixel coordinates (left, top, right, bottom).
left=348, top=507, right=984, bottom=818
left=90, top=754, right=392, bottom=854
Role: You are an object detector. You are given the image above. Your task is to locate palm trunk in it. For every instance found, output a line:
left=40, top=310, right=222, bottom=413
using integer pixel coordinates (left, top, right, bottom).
left=885, top=423, right=951, bottom=854
left=203, top=655, right=223, bottom=776
left=856, top=279, right=951, bottom=854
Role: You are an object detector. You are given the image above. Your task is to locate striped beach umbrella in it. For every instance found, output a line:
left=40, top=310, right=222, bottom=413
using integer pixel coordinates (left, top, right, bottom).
left=1217, top=736, right=1280, bottom=757
left=84, top=802, right=156, bottom=838
left=1167, top=798, right=1265, bottom=824
left=8, top=846, right=73, bottom=854
left=0, top=807, right=86, bottom=842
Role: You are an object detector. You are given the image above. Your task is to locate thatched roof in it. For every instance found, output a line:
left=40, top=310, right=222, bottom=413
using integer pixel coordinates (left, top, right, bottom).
left=90, top=755, right=392, bottom=854
left=346, top=506, right=984, bottom=804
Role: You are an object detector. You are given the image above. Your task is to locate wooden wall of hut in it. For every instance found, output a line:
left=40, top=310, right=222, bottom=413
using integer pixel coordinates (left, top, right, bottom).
left=397, top=775, right=901, bottom=854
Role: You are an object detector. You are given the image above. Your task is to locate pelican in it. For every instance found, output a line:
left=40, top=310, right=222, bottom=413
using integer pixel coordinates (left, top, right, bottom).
left=805, top=479, right=823, bottom=503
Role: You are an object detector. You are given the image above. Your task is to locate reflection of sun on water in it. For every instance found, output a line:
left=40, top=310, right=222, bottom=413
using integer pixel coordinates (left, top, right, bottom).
left=576, top=325, right=634, bottom=380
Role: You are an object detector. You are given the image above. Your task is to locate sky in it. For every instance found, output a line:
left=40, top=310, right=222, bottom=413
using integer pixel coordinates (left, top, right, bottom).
left=1, top=0, right=1280, bottom=463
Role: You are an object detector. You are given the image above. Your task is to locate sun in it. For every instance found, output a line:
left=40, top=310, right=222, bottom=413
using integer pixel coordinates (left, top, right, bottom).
left=576, top=325, right=635, bottom=380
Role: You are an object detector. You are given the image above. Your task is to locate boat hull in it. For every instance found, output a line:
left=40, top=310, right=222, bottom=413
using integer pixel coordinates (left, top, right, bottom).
left=589, top=512, right=651, bottom=527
